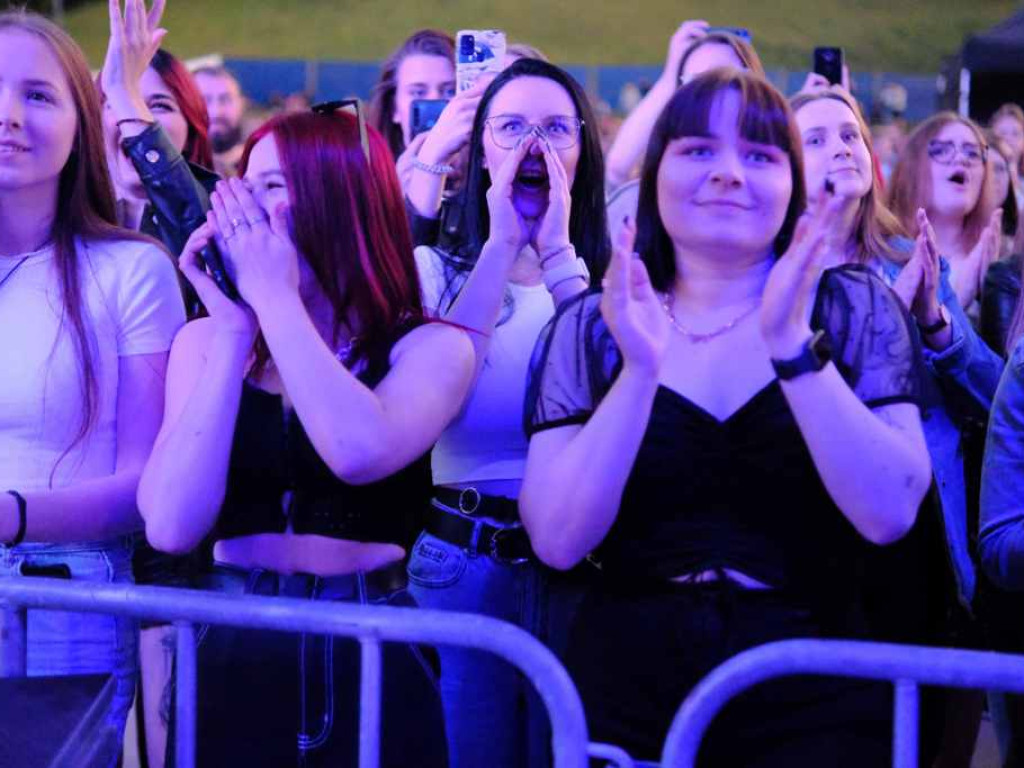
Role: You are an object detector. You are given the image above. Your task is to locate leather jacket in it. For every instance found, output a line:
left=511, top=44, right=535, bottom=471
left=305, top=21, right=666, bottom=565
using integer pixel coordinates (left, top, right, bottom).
left=121, top=123, right=219, bottom=317
left=981, top=254, right=1023, bottom=358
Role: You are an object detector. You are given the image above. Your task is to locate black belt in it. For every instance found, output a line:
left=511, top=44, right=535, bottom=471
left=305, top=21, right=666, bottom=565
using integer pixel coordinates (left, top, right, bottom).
left=432, top=486, right=520, bottom=523
left=426, top=498, right=533, bottom=565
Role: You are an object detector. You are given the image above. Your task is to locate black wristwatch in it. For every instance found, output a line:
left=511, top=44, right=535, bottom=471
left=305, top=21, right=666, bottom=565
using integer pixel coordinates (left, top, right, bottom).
left=771, top=330, right=833, bottom=381
left=917, top=304, right=951, bottom=336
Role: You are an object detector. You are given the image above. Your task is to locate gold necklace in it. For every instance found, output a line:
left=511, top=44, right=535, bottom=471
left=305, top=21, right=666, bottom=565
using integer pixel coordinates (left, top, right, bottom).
left=661, top=294, right=761, bottom=344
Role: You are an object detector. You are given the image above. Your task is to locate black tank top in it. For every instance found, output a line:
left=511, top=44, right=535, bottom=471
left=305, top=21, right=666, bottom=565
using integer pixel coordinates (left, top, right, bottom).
left=214, top=331, right=432, bottom=553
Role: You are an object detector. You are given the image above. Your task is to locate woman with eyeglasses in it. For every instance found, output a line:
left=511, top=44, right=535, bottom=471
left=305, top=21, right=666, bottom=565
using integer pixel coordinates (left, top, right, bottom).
left=404, top=57, right=609, bottom=768
left=888, top=113, right=1002, bottom=315
left=520, top=69, right=931, bottom=764
left=137, top=108, right=473, bottom=767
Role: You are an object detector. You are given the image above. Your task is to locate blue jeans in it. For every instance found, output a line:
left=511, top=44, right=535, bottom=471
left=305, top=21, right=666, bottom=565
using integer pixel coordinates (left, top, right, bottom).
left=407, top=522, right=587, bottom=768
left=0, top=538, right=138, bottom=768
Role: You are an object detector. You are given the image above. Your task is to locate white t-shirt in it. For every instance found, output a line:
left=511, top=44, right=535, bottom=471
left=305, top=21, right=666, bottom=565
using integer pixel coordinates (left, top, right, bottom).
left=0, top=238, right=185, bottom=492
left=414, top=246, right=555, bottom=486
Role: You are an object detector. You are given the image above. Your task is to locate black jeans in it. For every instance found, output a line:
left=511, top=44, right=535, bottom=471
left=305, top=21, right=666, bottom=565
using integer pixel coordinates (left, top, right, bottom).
left=167, top=564, right=448, bottom=768
left=567, top=579, right=892, bottom=766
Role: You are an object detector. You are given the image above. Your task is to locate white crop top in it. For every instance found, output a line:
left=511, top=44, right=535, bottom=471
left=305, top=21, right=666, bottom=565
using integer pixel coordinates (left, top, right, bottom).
left=414, top=246, right=555, bottom=486
left=0, top=238, right=185, bottom=492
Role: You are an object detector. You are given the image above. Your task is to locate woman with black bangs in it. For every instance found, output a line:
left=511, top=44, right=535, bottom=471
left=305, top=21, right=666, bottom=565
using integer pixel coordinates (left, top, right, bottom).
left=404, top=58, right=608, bottom=768
left=520, top=69, right=931, bottom=765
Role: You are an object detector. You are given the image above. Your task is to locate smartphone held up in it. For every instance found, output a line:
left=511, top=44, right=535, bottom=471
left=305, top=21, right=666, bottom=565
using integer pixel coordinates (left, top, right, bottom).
left=456, top=29, right=506, bottom=92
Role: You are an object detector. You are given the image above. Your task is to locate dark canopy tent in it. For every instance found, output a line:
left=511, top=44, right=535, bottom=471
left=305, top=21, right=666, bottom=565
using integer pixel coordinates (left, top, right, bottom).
left=958, top=9, right=1024, bottom=122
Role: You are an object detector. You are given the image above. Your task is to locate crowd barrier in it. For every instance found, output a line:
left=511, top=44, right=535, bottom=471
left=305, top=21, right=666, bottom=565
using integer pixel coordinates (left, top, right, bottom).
left=660, top=638, right=1024, bottom=768
left=0, top=577, right=614, bottom=768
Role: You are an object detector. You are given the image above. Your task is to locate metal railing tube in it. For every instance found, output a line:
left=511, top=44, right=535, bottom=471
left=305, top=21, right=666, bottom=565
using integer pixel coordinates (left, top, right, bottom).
left=892, top=679, right=919, bottom=768
left=358, top=637, right=383, bottom=768
left=661, top=639, right=1024, bottom=767
left=175, top=621, right=197, bottom=768
left=0, top=578, right=589, bottom=768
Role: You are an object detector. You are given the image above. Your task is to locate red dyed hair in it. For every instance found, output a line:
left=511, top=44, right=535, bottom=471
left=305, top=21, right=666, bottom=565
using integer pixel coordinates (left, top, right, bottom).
left=150, top=49, right=213, bottom=169
left=239, top=110, right=423, bottom=371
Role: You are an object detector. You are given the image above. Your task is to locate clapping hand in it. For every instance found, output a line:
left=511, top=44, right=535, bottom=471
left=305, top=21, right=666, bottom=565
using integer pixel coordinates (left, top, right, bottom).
left=600, top=218, right=669, bottom=377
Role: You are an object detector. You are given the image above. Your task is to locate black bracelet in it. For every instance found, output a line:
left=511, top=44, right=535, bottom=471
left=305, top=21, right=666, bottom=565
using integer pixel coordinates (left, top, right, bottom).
left=917, top=306, right=950, bottom=336
left=4, top=490, right=26, bottom=547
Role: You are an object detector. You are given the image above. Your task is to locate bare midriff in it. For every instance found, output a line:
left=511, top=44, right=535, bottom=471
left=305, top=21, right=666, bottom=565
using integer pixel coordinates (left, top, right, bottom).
left=213, top=533, right=405, bottom=577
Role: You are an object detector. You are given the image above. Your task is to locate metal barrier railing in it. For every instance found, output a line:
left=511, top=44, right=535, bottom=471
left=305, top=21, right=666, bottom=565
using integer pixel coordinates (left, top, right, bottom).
left=0, top=577, right=591, bottom=768
left=660, top=638, right=1024, bottom=768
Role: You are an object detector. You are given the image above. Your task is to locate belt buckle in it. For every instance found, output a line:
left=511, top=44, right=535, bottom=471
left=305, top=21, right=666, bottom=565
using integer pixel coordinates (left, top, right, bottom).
left=458, top=487, right=481, bottom=515
left=489, top=527, right=530, bottom=566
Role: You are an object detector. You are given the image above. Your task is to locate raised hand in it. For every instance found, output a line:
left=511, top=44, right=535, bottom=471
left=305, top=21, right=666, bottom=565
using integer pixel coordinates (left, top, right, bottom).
left=760, top=193, right=844, bottom=359
left=906, top=208, right=943, bottom=325
left=600, top=218, right=669, bottom=377
left=662, top=20, right=709, bottom=84
left=178, top=222, right=257, bottom=342
left=102, top=0, right=166, bottom=109
left=417, top=79, right=486, bottom=166
left=532, top=134, right=572, bottom=257
left=485, top=133, right=534, bottom=251
left=952, top=208, right=1001, bottom=308
left=208, top=178, right=300, bottom=316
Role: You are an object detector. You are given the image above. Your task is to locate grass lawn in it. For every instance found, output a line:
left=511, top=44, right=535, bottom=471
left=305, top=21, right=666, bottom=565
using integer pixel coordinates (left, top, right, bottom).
left=61, top=0, right=1018, bottom=74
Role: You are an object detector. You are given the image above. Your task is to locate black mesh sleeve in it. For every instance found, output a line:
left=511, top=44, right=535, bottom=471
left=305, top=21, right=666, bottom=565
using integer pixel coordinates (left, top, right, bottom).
left=813, top=265, right=925, bottom=409
left=524, top=291, right=621, bottom=436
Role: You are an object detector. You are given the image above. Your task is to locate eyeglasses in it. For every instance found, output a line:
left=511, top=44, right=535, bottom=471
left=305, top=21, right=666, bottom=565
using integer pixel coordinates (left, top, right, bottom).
left=484, top=114, right=584, bottom=150
left=311, top=98, right=370, bottom=161
left=927, top=139, right=987, bottom=167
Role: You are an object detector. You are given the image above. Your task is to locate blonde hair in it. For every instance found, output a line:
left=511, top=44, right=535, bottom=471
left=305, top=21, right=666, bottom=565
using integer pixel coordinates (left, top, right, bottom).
left=888, top=112, right=997, bottom=254
left=790, top=87, right=908, bottom=264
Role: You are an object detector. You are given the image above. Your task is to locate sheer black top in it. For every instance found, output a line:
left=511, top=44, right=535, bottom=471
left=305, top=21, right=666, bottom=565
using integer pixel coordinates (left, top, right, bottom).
left=213, top=331, right=432, bottom=553
left=525, top=265, right=925, bottom=614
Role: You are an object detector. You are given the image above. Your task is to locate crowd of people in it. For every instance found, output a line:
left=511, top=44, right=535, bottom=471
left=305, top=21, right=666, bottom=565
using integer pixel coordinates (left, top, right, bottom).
left=5, top=2, right=1024, bottom=766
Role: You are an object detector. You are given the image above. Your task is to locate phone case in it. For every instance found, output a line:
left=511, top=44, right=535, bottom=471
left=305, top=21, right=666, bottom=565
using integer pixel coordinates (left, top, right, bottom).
left=456, top=30, right=506, bottom=93
left=197, top=241, right=240, bottom=300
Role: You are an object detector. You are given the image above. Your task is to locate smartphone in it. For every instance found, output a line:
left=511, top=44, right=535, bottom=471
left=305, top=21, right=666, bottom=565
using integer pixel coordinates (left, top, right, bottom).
left=706, top=27, right=752, bottom=44
left=456, top=30, right=506, bottom=93
left=813, top=46, right=844, bottom=86
left=410, top=99, right=450, bottom=140
left=197, top=241, right=240, bottom=301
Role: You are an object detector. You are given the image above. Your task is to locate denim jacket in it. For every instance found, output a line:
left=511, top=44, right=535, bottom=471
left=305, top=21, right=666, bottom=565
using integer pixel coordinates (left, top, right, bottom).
left=877, top=247, right=1004, bottom=606
left=980, top=339, right=1024, bottom=589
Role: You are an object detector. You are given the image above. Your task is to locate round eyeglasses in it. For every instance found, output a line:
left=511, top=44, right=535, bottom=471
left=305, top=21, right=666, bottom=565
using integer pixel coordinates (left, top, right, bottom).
left=927, top=139, right=987, bottom=167
left=484, top=114, right=585, bottom=150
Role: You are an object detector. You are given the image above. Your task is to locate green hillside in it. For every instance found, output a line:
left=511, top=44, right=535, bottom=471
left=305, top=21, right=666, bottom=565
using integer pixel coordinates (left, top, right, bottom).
left=60, top=0, right=1018, bottom=74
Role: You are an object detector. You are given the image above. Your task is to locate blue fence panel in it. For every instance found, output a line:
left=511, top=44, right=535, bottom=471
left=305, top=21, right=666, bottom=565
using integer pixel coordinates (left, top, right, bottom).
left=316, top=61, right=382, bottom=102
left=223, top=57, right=308, bottom=103
left=216, top=57, right=941, bottom=124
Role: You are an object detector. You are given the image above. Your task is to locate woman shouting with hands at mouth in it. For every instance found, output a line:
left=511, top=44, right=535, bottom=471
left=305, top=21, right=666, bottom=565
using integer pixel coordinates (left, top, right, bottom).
left=520, top=69, right=931, bottom=764
left=405, top=58, right=608, bottom=768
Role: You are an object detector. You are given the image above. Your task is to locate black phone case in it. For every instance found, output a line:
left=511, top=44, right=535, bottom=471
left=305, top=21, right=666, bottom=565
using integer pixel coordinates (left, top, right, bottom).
left=197, top=241, right=240, bottom=301
left=813, top=47, right=844, bottom=86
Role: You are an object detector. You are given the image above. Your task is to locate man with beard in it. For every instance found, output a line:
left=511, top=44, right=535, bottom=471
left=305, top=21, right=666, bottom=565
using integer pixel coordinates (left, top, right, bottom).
left=194, top=64, right=247, bottom=176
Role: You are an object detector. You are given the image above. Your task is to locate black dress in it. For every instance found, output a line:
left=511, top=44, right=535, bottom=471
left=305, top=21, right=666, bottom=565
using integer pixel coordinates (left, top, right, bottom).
left=524, top=265, right=925, bottom=765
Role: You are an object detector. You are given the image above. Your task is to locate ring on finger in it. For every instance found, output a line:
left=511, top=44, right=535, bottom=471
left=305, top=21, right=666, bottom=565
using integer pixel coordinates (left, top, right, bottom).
left=247, top=216, right=269, bottom=227
left=229, top=217, right=247, bottom=230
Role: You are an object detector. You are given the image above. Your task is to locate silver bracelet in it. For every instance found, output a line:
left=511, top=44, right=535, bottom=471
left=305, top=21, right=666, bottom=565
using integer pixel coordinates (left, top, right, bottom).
left=542, top=257, right=590, bottom=293
left=411, top=157, right=455, bottom=176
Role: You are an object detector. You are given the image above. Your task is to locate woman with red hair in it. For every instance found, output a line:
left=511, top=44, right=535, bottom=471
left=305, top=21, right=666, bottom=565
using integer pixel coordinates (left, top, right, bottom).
left=138, top=107, right=472, bottom=766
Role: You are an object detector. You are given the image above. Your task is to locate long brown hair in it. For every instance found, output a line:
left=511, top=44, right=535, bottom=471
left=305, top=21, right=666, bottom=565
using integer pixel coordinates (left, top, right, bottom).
left=888, top=111, right=997, bottom=253
left=367, top=29, right=455, bottom=159
left=991, top=102, right=1024, bottom=177
left=0, top=11, right=152, bottom=472
left=790, top=87, right=908, bottom=264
